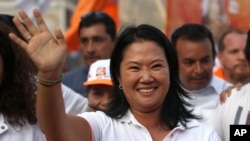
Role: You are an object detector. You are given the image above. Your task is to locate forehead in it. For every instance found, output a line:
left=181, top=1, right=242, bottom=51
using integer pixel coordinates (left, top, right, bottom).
left=89, top=85, right=113, bottom=91
left=224, top=33, right=247, bottom=49
left=122, top=40, right=167, bottom=61
left=176, top=38, right=213, bottom=59
left=79, top=23, right=109, bottom=38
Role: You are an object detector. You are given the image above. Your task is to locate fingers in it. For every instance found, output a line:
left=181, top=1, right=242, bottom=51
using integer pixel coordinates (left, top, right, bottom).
left=9, top=33, right=28, bottom=50
left=219, top=85, right=234, bottom=104
left=235, top=82, right=243, bottom=91
left=220, top=90, right=227, bottom=104
left=55, top=28, right=65, bottom=46
left=17, top=10, right=39, bottom=36
left=13, top=9, right=52, bottom=43
left=219, top=83, right=241, bottom=104
left=12, top=16, right=33, bottom=43
left=33, top=9, right=50, bottom=33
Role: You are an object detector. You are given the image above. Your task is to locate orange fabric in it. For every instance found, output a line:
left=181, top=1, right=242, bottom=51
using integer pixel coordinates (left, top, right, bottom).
left=165, top=0, right=203, bottom=37
left=65, top=0, right=119, bottom=53
left=45, top=135, right=51, bottom=141
left=223, top=0, right=250, bottom=32
left=214, top=68, right=225, bottom=80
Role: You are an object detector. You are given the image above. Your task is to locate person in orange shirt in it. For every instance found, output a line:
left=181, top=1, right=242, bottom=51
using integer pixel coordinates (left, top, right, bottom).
left=215, top=29, right=250, bottom=85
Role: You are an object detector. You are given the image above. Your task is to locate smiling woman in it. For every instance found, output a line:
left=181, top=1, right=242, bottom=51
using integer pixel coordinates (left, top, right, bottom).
left=9, top=9, right=222, bottom=141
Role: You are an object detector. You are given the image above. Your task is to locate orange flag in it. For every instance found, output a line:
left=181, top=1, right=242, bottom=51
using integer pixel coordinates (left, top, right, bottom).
left=223, top=0, right=250, bottom=32
left=65, top=0, right=119, bottom=53
left=165, top=0, right=203, bottom=37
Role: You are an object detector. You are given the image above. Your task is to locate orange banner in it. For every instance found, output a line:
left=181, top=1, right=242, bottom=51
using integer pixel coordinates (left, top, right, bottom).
left=65, top=0, right=119, bottom=53
left=223, top=0, right=250, bottom=32
left=166, top=0, right=250, bottom=39
left=165, top=0, right=203, bottom=38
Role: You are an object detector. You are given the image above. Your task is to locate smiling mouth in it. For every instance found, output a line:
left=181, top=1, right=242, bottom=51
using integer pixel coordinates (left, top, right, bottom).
left=137, top=88, right=156, bottom=93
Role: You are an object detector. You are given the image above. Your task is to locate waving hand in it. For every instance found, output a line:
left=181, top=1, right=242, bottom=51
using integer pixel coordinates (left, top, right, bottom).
left=9, top=9, right=67, bottom=75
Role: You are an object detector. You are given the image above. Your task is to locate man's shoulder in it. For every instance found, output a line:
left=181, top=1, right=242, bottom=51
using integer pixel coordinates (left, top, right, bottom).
left=63, top=66, right=87, bottom=78
left=210, top=75, right=232, bottom=94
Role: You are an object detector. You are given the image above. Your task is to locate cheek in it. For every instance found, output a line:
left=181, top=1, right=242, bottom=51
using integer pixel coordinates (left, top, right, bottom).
left=179, top=67, right=190, bottom=79
left=224, top=56, right=232, bottom=63
left=100, top=46, right=113, bottom=56
left=88, top=96, right=100, bottom=108
left=81, top=47, right=88, bottom=55
left=204, top=64, right=214, bottom=73
left=120, top=72, right=138, bottom=86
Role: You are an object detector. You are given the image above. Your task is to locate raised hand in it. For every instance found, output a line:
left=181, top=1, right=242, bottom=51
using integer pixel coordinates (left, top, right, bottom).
left=9, top=9, right=67, bottom=76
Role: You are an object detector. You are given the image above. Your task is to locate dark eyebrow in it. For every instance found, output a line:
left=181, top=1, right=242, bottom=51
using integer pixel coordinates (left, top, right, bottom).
left=125, top=59, right=166, bottom=65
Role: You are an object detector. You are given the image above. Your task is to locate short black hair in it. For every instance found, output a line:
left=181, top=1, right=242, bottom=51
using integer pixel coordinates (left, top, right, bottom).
left=78, top=11, right=116, bottom=41
left=171, top=23, right=216, bottom=59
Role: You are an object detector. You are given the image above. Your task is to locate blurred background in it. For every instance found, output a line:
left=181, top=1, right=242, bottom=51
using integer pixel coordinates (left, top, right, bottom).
left=1, top=0, right=250, bottom=71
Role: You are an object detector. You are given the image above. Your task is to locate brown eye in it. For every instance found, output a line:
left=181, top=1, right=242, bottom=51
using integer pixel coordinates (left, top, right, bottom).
left=92, top=89, right=103, bottom=97
left=129, top=66, right=139, bottom=72
left=151, top=64, right=162, bottom=70
left=93, top=37, right=105, bottom=43
left=80, top=38, right=88, bottom=44
left=184, top=60, right=193, bottom=66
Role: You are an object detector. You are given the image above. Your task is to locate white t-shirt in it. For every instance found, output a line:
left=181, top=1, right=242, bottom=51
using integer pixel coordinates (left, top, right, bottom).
left=184, top=76, right=231, bottom=123
left=0, top=114, right=46, bottom=141
left=62, top=84, right=89, bottom=115
left=78, top=110, right=221, bottom=141
left=208, top=83, right=250, bottom=141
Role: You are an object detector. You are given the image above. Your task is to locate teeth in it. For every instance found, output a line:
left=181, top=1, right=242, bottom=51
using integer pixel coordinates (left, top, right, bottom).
left=138, top=88, right=154, bottom=93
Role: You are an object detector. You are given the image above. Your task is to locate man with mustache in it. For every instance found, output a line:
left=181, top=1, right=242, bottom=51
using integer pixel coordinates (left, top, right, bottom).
left=215, top=29, right=250, bottom=85
left=171, top=23, right=231, bottom=123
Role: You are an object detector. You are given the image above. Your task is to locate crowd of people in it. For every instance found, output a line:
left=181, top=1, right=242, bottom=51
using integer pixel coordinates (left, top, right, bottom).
left=0, top=3, right=250, bottom=141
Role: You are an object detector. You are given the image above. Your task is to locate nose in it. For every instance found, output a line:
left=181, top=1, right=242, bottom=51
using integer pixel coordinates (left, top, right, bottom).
left=238, top=50, right=246, bottom=60
left=194, top=63, right=204, bottom=74
left=100, top=94, right=110, bottom=110
left=87, top=41, right=95, bottom=54
left=139, top=69, right=154, bottom=83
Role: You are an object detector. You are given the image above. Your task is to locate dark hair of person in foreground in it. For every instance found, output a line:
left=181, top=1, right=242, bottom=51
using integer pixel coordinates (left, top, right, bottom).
left=0, top=15, right=37, bottom=127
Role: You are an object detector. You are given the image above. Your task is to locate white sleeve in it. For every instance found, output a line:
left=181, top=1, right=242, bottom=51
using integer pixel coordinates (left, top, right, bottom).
left=78, top=111, right=107, bottom=141
left=61, top=84, right=89, bottom=115
left=207, top=103, right=225, bottom=141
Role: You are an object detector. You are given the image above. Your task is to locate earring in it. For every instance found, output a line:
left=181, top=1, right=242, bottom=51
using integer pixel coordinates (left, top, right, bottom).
left=119, top=84, right=122, bottom=89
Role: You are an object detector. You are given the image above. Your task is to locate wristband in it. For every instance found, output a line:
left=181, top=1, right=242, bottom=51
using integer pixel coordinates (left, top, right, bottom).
left=37, top=75, right=62, bottom=86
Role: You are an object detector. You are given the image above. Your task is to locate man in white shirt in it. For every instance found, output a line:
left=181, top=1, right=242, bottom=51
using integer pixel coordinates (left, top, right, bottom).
left=208, top=30, right=250, bottom=141
left=171, top=23, right=231, bottom=123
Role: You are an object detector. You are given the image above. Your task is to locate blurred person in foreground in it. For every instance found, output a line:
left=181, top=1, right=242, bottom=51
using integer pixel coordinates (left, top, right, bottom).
left=9, top=9, right=221, bottom=141
left=0, top=14, right=89, bottom=141
left=0, top=14, right=46, bottom=141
